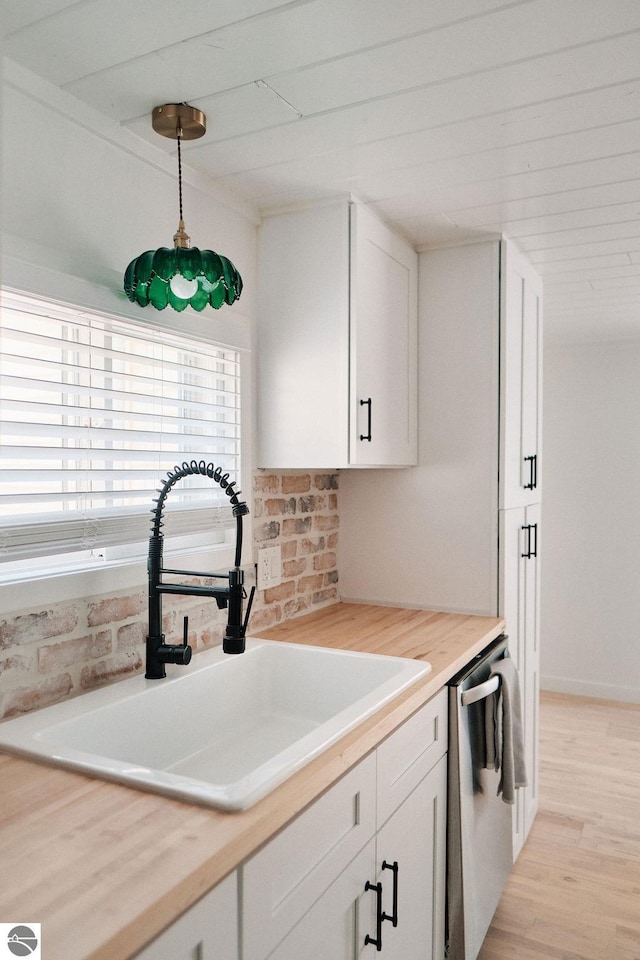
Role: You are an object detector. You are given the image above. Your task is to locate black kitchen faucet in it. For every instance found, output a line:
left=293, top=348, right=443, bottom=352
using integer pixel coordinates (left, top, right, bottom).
left=145, top=461, right=254, bottom=679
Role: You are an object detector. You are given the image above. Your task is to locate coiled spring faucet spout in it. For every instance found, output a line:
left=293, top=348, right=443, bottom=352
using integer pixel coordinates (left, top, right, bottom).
left=146, top=460, right=254, bottom=679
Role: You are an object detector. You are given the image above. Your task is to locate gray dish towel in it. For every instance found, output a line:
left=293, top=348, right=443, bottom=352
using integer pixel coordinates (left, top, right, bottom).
left=485, top=656, right=527, bottom=804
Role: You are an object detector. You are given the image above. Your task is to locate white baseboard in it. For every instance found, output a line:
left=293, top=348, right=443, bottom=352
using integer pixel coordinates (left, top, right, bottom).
left=541, top=674, right=640, bottom=705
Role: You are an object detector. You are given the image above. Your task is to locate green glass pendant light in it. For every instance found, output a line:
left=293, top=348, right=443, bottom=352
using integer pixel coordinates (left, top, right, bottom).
left=124, top=103, right=243, bottom=312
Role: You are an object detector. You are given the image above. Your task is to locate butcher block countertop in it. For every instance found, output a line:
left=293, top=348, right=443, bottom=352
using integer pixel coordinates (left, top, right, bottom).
left=0, top=603, right=504, bottom=960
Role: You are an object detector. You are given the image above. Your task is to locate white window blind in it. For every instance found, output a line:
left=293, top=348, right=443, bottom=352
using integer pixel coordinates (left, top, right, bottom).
left=0, top=290, right=242, bottom=563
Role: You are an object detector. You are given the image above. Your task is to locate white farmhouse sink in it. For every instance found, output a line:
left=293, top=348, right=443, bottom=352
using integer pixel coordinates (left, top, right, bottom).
left=0, top=638, right=430, bottom=811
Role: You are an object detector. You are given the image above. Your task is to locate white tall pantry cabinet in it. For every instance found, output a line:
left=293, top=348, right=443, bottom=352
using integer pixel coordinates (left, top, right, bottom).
left=421, top=239, right=542, bottom=856
left=499, top=241, right=542, bottom=855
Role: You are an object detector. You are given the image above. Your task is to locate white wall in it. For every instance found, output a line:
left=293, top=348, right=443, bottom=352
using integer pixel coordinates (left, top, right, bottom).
left=339, top=242, right=500, bottom=616
left=541, top=340, right=640, bottom=703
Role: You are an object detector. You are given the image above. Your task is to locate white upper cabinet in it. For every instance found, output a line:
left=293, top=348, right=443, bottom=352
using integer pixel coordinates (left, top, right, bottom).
left=257, top=201, right=418, bottom=469
left=500, top=241, right=543, bottom=509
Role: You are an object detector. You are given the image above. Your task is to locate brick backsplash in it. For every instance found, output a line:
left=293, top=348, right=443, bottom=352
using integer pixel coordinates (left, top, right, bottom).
left=0, top=471, right=340, bottom=719
left=250, top=471, right=339, bottom=632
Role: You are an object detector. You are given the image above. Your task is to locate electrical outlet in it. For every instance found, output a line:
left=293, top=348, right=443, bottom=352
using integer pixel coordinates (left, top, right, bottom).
left=257, top=545, right=282, bottom=590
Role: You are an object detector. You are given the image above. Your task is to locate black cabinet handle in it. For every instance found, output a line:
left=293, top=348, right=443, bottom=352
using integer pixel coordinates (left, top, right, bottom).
left=360, top=398, right=372, bottom=442
left=531, top=522, right=537, bottom=558
left=524, top=454, right=537, bottom=490
left=381, top=860, right=399, bottom=927
left=521, top=523, right=538, bottom=559
left=364, top=880, right=383, bottom=951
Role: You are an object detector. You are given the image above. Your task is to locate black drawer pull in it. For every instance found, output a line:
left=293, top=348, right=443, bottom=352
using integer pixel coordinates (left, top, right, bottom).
left=381, top=860, right=399, bottom=927
left=364, top=880, right=383, bottom=951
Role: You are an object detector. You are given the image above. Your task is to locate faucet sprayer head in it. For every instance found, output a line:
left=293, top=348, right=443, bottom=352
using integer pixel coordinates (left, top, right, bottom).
left=150, top=460, right=248, bottom=537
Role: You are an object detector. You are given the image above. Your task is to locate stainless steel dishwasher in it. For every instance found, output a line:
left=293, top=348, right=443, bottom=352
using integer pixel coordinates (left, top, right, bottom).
left=446, top=635, right=513, bottom=960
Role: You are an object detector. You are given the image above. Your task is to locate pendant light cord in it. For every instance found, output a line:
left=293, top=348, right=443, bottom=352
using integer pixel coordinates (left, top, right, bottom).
left=177, top=126, right=184, bottom=222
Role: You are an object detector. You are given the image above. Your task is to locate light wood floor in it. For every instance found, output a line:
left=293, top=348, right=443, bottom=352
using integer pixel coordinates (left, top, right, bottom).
left=478, top=690, right=640, bottom=960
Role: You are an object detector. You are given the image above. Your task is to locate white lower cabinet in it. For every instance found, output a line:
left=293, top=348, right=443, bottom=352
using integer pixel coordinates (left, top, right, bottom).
left=242, top=690, right=448, bottom=960
left=267, top=758, right=447, bottom=960
left=373, top=755, right=447, bottom=960
left=134, top=692, right=448, bottom=960
left=133, top=869, right=238, bottom=960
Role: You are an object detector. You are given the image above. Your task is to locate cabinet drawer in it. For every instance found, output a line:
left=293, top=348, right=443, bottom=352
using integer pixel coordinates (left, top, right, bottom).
left=377, top=688, right=448, bottom=827
left=242, top=752, right=376, bottom=960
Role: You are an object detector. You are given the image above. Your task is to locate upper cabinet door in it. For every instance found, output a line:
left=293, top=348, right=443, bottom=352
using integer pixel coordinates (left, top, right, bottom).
left=349, top=204, right=418, bottom=467
left=500, top=240, right=543, bottom=509
left=257, top=203, right=351, bottom=469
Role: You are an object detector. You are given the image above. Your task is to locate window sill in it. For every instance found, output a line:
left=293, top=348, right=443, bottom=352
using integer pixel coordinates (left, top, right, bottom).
left=0, top=543, right=238, bottom=615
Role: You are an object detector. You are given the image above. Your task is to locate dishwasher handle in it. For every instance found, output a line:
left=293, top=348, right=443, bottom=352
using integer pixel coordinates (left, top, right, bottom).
left=461, top=675, right=500, bottom=707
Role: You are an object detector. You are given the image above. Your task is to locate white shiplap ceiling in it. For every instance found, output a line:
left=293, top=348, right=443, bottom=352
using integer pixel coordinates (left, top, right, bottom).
left=3, top=0, right=640, bottom=342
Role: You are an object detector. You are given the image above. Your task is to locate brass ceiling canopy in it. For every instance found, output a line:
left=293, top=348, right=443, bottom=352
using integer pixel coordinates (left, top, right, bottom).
left=151, top=103, right=206, bottom=141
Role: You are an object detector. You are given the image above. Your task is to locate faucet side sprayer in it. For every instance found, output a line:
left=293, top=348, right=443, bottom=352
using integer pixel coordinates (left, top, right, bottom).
left=146, top=460, right=254, bottom=679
